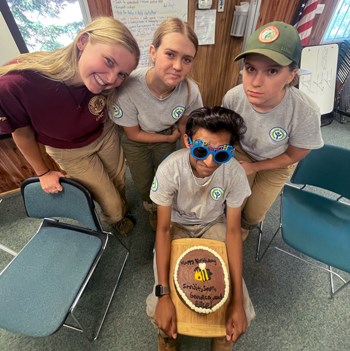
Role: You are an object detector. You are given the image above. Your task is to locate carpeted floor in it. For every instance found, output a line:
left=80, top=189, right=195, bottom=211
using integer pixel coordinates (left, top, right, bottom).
left=0, top=119, right=349, bottom=351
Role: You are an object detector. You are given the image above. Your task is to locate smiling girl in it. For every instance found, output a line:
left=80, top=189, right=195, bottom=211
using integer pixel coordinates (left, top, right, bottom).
left=0, top=17, right=140, bottom=236
left=222, top=21, right=324, bottom=239
left=110, top=18, right=203, bottom=230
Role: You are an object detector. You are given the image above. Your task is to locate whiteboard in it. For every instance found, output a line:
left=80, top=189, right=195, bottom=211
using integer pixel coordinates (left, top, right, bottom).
left=299, top=44, right=338, bottom=115
left=112, top=0, right=188, bottom=67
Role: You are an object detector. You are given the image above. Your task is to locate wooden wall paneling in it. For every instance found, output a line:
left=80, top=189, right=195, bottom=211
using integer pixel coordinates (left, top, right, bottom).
left=256, top=0, right=301, bottom=27
left=0, top=138, right=31, bottom=194
left=188, top=0, right=244, bottom=106
left=86, top=0, right=112, bottom=18
left=308, top=0, right=338, bottom=45
left=0, top=138, right=60, bottom=193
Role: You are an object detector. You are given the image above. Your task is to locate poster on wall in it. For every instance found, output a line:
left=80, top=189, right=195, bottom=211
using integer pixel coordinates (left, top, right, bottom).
left=112, top=0, right=188, bottom=67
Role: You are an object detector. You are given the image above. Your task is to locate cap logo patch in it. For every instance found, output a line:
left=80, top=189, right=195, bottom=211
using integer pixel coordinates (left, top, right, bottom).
left=259, top=25, right=279, bottom=43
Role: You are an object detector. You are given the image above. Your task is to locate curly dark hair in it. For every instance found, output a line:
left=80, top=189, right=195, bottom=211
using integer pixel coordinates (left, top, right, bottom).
left=185, top=106, right=246, bottom=146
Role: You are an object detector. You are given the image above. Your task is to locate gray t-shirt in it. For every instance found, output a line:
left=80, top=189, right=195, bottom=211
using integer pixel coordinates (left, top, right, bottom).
left=222, top=85, right=324, bottom=160
left=110, top=67, right=203, bottom=132
left=150, top=148, right=251, bottom=231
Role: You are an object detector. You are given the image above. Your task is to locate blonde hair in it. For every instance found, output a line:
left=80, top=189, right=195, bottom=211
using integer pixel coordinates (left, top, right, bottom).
left=0, top=17, right=140, bottom=107
left=152, top=17, right=198, bottom=55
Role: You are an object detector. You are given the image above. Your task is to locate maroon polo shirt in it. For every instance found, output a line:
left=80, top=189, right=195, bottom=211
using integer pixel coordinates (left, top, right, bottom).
left=0, top=70, right=108, bottom=148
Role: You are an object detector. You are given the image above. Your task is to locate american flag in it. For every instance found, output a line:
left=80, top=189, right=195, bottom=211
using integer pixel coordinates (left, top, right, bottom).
left=294, top=0, right=319, bottom=46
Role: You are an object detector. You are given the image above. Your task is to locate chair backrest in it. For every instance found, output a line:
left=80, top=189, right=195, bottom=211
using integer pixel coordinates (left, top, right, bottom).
left=291, top=144, right=350, bottom=199
left=21, top=177, right=102, bottom=231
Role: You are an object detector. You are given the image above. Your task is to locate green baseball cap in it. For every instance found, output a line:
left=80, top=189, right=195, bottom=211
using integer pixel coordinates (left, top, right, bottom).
left=234, top=21, right=302, bottom=66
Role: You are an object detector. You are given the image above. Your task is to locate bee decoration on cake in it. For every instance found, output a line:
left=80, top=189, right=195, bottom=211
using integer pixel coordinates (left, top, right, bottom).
left=194, top=262, right=212, bottom=282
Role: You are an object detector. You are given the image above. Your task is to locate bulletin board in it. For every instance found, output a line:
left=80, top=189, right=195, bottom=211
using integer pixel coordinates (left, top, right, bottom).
left=112, top=0, right=188, bottom=67
left=299, top=44, right=339, bottom=115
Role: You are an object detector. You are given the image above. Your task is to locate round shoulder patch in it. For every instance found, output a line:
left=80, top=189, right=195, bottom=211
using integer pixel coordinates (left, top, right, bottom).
left=111, top=104, right=123, bottom=120
left=258, top=25, right=279, bottom=43
left=151, top=176, right=158, bottom=192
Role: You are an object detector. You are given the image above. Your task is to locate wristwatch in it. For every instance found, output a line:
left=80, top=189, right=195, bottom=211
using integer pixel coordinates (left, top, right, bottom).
left=155, top=284, right=170, bottom=297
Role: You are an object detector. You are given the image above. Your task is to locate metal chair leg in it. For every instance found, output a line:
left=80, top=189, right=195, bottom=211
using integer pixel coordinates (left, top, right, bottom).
left=93, top=248, right=129, bottom=340
left=255, top=221, right=263, bottom=262
left=0, top=244, right=17, bottom=256
left=328, top=265, right=350, bottom=299
left=329, top=265, right=335, bottom=298
left=255, top=223, right=281, bottom=262
left=63, top=233, right=130, bottom=341
left=274, top=248, right=349, bottom=298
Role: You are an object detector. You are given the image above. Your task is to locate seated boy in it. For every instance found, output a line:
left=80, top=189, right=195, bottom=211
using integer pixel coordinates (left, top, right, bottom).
left=146, top=106, right=255, bottom=351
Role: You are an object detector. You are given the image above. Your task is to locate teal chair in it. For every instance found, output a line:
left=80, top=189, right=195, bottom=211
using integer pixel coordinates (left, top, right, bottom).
left=256, top=144, right=350, bottom=298
left=0, top=177, right=129, bottom=340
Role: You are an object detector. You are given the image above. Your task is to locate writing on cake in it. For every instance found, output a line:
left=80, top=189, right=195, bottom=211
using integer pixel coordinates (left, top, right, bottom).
left=174, top=245, right=230, bottom=314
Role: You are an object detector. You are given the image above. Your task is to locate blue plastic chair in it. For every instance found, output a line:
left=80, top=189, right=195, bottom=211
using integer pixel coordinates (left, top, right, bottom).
left=256, top=144, right=350, bottom=298
left=0, top=177, right=129, bottom=340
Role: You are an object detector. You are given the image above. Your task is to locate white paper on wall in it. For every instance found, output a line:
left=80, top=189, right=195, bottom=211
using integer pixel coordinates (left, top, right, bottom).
left=194, top=9, right=216, bottom=45
left=112, top=0, right=188, bottom=67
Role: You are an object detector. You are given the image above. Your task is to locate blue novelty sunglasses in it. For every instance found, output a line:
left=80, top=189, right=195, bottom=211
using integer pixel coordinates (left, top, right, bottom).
left=188, top=137, right=235, bottom=164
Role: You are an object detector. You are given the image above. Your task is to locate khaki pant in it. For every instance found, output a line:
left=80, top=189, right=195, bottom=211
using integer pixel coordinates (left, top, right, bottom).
left=235, top=143, right=296, bottom=229
left=146, top=222, right=256, bottom=340
left=121, top=130, right=177, bottom=202
left=46, top=120, right=127, bottom=224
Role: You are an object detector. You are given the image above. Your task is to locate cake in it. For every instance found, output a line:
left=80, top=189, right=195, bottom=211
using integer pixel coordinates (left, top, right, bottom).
left=173, top=245, right=230, bottom=314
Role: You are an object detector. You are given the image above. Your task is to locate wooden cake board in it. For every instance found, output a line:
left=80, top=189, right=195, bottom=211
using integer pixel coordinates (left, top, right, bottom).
left=169, top=238, right=231, bottom=338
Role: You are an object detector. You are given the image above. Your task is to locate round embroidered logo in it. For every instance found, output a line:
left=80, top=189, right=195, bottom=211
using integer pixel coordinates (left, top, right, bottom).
left=269, top=127, right=288, bottom=142
left=88, top=95, right=106, bottom=115
left=112, top=104, right=123, bottom=120
left=88, top=95, right=106, bottom=121
left=172, top=106, right=185, bottom=120
left=258, top=25, right=279, bottom=43
left=151, top=176, right=158, bottom=192
left=210, top=187, right=224, bottom=201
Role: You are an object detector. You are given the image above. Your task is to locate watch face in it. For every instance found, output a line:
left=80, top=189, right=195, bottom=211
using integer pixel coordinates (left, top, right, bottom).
left=155, top=285, right=162, bottom=296
left=155, top=285, right=169, bottom=296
